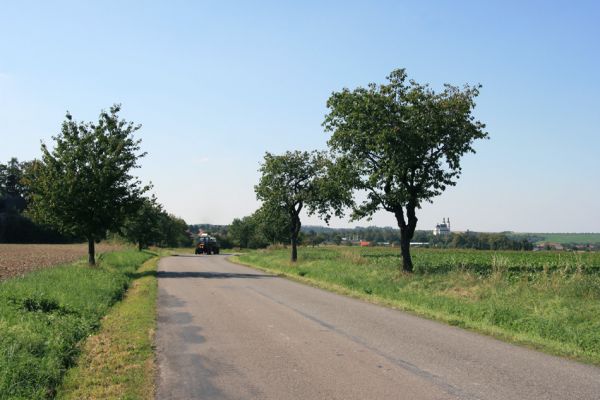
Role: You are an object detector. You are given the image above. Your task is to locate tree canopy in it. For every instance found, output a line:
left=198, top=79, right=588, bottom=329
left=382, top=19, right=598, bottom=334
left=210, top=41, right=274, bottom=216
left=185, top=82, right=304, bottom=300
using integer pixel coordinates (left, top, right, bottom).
left=156, top=213, right=192, bottom=248
left=27, top=105, right=148, bottom=264
left=121, top=195, right=164, bottom=251
left=253, top=203, right=291, bottom=245
left=255, top=150, right=350, bottom=262
left=0, top=158, right=27, bottom=213
left=324, top=68, right=488, bottom=271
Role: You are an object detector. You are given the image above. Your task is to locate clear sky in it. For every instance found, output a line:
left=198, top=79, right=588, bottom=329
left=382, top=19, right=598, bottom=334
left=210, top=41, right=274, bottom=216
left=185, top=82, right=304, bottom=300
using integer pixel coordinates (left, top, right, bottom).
left=1, top=1, right=598, bottom=232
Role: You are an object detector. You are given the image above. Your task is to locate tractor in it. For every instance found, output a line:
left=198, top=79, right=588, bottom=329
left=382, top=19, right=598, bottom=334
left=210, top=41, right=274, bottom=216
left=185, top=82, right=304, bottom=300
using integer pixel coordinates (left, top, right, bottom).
left=194, top=234, right=220, bottom=255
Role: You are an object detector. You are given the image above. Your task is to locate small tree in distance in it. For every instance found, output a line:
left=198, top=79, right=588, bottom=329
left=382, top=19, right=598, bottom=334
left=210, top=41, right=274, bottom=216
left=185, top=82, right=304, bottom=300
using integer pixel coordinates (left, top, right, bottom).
left=121, top=195, right=164, bottom=251
left=253, top=202, right=291, bottom=246
left=157, top=213, right=191, bottom=248
left=255, top=150, right=351, bottom=262
left=324, top=69, right=488, bottom=272
left=229, top=215, right=262, bottom=249
left=27, top=105, right=148, bottom=265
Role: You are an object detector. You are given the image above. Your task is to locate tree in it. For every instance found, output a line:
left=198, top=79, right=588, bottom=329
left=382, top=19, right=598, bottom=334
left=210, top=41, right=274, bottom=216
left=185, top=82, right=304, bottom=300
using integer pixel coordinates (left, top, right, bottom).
left=253, top=203, right=291, bottom=245
left=255, top=150, right=350, bottom=262
left=27, top=105, right=148, bottom=265
left=324, top=69, right=487, bottom=272
left=157, top=213, right=191, bottom=248
left=228, top=215, right=260, bottom=248
left=121, top=195, right=164, bottom=250
left=332, top=234, right=343, bottom=245
left=227, top=207, right=290, bottom=249
left=0, top=158, right=27, bottom=213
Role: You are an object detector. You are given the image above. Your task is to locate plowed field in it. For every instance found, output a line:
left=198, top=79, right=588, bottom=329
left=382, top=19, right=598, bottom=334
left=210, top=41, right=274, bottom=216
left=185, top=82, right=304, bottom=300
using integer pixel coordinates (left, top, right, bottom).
left=0, top=243, right=123, bottom=280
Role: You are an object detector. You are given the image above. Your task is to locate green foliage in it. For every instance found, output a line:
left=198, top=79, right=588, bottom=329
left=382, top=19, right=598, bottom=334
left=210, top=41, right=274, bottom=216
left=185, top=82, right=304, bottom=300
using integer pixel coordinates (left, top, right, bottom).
left=253, top=203, right=291, bottom=245
left=324, top=68, right=488, bottom=271
left=228, top=216, right=254, bottom=248
left=0, top=158, right=76, bottom=244
left=290, top=226, right=534, bottom=250
left=25, top=105, right=148, bottom=264
left=0, top=213, right=78, bottom=244
left=0, top=249, right=153, bottom=400
left=157, top=213, right=192, bottom=248
left=237, top=247, right=600, bottom=364
left=255, top=150, right=351, bottom=261
left=121, top=195, right=164, bottom=250
left=304, top=229, right=327, bottom=246
left=226, top=205, right=293, bottom=249
left=0, top=158, right=27, bottom=213
left=444, top=232, right=533, bottom=250
left=228, top=214, right=268, bottom=249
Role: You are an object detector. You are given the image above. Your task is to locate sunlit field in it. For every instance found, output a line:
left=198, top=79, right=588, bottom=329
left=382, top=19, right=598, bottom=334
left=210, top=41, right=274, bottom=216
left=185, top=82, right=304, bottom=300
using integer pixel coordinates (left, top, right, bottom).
left=0, top=243, right=124, bottom=280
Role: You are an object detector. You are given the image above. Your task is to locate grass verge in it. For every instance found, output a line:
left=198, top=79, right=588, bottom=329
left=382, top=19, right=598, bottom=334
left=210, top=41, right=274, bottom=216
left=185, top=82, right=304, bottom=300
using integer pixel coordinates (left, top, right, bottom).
left=57, top=256, right=158, bottom=400
left=0, top=250, right=153, bottom=400
left=232, top=247, right=600, bottom=366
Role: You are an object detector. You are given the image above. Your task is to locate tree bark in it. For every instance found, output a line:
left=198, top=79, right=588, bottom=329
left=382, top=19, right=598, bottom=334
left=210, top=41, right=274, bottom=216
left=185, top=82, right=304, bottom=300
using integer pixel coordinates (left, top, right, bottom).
left=290, top=211, right=301, bottom=263
left=399, top=232, right=413, bottom=272
left=291, top=235, right=298, bottom=262
left=394, top=203, right=418, bottom=273
left=87, top=237, right=96, bottom=266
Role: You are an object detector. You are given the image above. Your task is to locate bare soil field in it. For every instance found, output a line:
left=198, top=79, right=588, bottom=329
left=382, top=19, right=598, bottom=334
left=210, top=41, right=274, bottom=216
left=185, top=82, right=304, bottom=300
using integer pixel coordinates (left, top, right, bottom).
left=0, top=243, right=123, bottom=280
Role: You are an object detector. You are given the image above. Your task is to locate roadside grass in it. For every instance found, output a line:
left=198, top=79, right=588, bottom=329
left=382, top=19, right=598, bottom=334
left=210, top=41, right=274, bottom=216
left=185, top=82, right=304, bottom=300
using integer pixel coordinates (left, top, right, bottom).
left=57, top=256, right=159, bottom=400
left=234, top=246, right=600, bottom=365
left=0, top=249, right=153, bottom=400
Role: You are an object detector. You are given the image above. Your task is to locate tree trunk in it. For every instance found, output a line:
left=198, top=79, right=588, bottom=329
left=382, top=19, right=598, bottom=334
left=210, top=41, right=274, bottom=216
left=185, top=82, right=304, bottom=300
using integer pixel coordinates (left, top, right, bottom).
left=291, top=235, right=298, bottom=262
left=138, top=241, right=143, bottom=251
left=394, top=203, right=418, bottom=273
left=399, top=231, right=413, bottom=272
left=87, top=237, right=96, bottom=266
left=290, top=212, right=301, bottom=263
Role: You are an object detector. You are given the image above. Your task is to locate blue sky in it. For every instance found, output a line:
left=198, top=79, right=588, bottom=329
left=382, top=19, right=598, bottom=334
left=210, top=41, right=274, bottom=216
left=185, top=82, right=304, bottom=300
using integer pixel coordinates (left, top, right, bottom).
left=1, top=0, right=598, bottom=232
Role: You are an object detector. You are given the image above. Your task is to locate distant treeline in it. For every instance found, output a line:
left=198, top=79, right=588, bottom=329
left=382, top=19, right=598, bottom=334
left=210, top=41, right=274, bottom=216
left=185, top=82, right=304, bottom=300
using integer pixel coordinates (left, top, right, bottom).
left=189, top=222, right=535, bottom=251
left=0, top=157, right=191, bottom=247
left=0, top=158, right=73, bottom=243
left=517, top=232, right=600, bottom=247
left=0, top=213, right=79, bottom=243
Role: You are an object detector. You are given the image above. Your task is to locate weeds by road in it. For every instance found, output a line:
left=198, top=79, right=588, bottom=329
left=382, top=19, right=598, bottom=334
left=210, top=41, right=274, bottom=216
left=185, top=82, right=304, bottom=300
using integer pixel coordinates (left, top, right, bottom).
left=57, top=256, right=159, bottom=400
left=234, top=246, right=600, bottom=365
left=0, top=249, right=153, bottom=400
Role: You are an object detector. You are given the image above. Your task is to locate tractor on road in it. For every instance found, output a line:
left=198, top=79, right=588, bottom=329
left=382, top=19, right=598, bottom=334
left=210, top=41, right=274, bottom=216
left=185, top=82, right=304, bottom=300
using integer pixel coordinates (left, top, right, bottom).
left=195, top=233, right=220, bottom=255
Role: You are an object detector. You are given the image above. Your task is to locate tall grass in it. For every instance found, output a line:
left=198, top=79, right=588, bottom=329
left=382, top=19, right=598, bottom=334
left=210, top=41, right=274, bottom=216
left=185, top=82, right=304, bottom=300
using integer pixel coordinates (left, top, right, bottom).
left=236, top=247, right=600, bottom=365
left=57, top=257, right=159, bottom=400
left=0, top=250, right=153, bottom=400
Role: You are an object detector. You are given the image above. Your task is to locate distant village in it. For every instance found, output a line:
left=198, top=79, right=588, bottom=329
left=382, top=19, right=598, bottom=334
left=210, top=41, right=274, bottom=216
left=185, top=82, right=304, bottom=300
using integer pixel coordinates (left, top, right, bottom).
left=189, top=219, right=599, bottom=251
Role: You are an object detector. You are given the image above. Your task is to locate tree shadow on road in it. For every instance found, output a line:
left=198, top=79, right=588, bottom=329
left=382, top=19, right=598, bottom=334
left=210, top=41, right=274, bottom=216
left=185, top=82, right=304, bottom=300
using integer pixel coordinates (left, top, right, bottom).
left=157, top=271, right=275, bottom=279
left=127, top=270, right=157, bottom=280
left=170, top=254, right=239, bottom=257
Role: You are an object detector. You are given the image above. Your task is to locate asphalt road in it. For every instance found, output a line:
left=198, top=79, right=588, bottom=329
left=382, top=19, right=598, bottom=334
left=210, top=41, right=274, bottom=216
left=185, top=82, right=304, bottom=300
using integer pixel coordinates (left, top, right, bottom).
left=155, top=255, right=600, bottom=400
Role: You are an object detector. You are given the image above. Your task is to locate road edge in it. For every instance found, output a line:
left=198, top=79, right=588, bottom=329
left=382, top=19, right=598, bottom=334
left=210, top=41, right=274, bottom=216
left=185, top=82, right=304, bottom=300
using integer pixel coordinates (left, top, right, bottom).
left=228, top=254, right=600, bottom=367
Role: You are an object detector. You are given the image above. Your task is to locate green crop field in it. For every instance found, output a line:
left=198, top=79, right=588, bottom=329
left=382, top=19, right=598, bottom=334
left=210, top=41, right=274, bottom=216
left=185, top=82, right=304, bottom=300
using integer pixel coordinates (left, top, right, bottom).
left=235, top=246, right=600, bottom=365
left=527, top=233, right=600, bottom=245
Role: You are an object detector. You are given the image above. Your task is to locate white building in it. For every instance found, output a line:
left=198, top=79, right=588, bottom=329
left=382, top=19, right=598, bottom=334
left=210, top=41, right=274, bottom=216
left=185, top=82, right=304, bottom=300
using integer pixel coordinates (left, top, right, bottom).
left=433, top=218, right=451, bottom=236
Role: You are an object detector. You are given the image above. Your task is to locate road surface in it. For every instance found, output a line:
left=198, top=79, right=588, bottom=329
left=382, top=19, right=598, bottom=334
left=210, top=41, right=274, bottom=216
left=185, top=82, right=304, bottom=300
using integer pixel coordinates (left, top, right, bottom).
left=155, top=255, right=600, bottom=400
